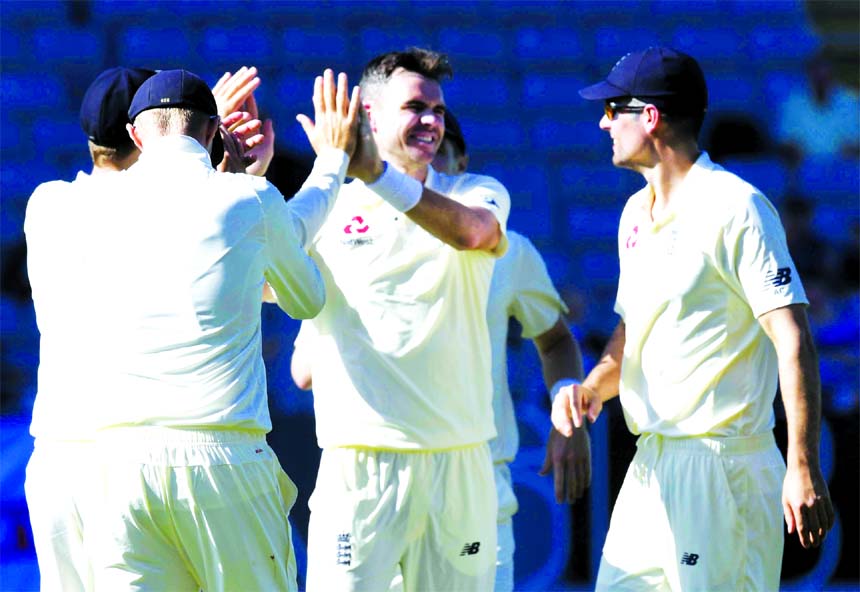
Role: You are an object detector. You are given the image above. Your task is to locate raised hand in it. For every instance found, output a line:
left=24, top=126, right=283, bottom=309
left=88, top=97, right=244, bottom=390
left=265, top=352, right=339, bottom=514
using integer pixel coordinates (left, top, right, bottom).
left=216, top=112, right=258, bottom=173
left=296, top=69, right=360, bottom=157
left=212, top=66, right=261, bottom=119
left=347, top=108, right=384, bottom=184
left=551, top=383, right=602, bottom=438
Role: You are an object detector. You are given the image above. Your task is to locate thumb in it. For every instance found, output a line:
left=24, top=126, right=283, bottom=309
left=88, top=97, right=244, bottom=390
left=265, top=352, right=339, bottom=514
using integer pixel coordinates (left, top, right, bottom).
left=783, top=500, right=795, bottom=534
left=538, top=446, right=552, bottom=476
left=296, top=114, right=314, bottom=140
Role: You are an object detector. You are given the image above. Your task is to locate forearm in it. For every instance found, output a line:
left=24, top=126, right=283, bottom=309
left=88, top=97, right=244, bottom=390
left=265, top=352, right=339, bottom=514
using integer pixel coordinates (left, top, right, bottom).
left=405, top=188, right=502, bottom=252
left=583, top=320, right=624, bottom=402
left=285, top=148, right=349, bottom=246
left=773, top=311, right=823, bottom=469
left=535, top=318, right=585, bottom=389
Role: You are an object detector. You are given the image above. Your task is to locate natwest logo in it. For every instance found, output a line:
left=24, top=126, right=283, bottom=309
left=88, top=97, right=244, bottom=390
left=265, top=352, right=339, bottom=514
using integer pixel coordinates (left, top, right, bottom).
left=344, top=215, right=369, bottom=234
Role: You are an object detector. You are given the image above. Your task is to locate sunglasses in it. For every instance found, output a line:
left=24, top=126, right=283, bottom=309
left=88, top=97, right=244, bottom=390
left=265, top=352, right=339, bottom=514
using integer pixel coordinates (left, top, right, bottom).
left=604, top=101, right=646, bottom=120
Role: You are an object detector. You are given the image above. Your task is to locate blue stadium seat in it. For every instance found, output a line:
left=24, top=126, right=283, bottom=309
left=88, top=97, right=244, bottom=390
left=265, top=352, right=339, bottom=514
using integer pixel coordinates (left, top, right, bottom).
left=530, top=118, right=608, bottom=156
left=118, top=26, right=193, bottom=68
left=201, top=26, right=275, bottom=67
left=358, top=27, right=431, bottom=59
left=521, top=73, right=591, bottom=109
left=32, top=27, right=105, bottom=66
left=277, top=28, right=352, bottom=71
left=482, top=162, right=553, bottom=242
left=0, top=29, right=24, bottom=66
left=514, top=26, right=587, bottom=64
left=746, top=24, right=820, bottom=62
left=437, top=27, right=508, bottom=64
left=591, top=26, right=667, bottom=62
left=0, top=73, right=68, bottom=111
left=557, top=161, right=642, bottom=206
left=761, top=70, right=808, bottom=100
left=723, top=0, right=808, bottom=26
left=797, top=155, right=860, bottom=205
left=704, top=72, right=760, bottom=114
left=566, top=205, right=622, bottom=242
left=32, top=116, right=86, bottom=159
left=718, top=156, right=792, bottom=202
left=455, top=114, right=526, bottom=154
left=443, top=75, right=514, bottom=113
left=670, top=25, right=746, bottom=63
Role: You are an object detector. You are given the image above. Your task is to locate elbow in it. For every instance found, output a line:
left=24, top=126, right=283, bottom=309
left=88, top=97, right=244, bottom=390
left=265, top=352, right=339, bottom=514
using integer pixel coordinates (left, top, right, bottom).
left=451, top=223, right=501, bottom=252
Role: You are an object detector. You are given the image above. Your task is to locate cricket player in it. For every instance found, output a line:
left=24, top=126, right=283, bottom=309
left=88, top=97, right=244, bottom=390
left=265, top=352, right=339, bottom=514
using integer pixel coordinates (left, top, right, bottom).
left=553, top=47, right=835, bottom=591
left=432, top=112, right=591, bottom=591
left=25, top=67, right=360, bottom=591
left=293, top=48, right=511, bottom=591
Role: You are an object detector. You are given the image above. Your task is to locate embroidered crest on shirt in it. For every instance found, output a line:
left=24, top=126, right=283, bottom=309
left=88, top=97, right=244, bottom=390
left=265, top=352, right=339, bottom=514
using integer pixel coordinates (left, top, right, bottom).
left=341, top=215, right=373, bottom=247
left=625, top=225, right=639, bottom=249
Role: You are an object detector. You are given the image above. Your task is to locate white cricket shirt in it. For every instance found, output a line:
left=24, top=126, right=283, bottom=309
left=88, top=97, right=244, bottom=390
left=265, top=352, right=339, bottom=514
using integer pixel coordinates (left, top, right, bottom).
left=26, top=136, right=348, bottom=439
left=486, top=231, right=567, bottom=463
left=614, top=152, right=807, bottom=437
left=305, top=166, right=511, bottom=450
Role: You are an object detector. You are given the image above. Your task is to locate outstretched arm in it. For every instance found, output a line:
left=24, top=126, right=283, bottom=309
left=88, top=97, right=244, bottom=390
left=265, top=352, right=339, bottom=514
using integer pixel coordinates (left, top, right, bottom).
left=552, top=320, right=624, bottom=437
left=533, top=318, right=590, bottom=503
left=347, top=115, right=504, bottom=253
left=758, top=304, right=834, bottom=549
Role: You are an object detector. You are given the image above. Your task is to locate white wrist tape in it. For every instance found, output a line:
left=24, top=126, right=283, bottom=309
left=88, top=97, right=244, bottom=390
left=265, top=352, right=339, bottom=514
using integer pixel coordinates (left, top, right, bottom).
left=366, top=161, right=423, bottom=212
left=549, top=378, right=580, bottom=405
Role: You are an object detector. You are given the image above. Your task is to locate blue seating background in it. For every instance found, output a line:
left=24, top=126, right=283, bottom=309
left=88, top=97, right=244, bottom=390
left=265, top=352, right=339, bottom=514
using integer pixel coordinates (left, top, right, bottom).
left=1, top=1, right=857, bottom=590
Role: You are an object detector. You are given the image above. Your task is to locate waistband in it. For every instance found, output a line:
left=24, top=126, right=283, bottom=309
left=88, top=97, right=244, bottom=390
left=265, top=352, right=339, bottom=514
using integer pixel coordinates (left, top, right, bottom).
left=94, top=426, right=266, bottom=446
left=637, top=432, right=776, bottom=456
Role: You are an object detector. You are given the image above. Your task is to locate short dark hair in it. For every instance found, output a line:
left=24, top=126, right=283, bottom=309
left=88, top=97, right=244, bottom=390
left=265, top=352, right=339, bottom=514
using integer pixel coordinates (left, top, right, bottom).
left=360, top=47, right=453, bottom=100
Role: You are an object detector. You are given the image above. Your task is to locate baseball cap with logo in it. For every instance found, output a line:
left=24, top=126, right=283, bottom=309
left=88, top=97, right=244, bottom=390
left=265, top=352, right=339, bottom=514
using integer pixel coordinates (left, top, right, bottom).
left=579, top=47, right=708, bottom=115
left=79, top=67, right=156, bottom=148
left=128, top=69, right=218, bottom=121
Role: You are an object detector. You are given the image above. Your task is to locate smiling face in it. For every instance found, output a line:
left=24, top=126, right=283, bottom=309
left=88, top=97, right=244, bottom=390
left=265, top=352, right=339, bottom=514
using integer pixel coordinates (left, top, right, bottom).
left=366, top=69, right=446, bottom=179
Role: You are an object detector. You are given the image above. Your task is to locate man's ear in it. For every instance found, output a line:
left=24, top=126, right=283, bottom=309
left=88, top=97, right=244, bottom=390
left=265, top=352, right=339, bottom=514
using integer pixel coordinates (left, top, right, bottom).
left=126, top=123, right=144, bottom=151
left=362, top=101, right=376, bottom=133
left=204, top=117, right=220, bottom=152
left=643, top=105, right=662, bottom=134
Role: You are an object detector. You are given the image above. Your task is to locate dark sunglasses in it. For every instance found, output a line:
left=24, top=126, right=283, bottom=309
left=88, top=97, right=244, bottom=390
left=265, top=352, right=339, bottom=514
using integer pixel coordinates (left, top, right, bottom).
left=604, top=101, right=646, bottom=120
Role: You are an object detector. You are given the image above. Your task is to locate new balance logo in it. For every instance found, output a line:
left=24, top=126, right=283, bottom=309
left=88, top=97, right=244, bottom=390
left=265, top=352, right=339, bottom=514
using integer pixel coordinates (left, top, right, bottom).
left=460, top=542, right=481, bottom=556
left=484, top=197, right=499, bottom=208
left=336, top=533, right=352, bottom=566
left=680, top=552, right=699, bottom=566
left=765, top=267, right=792, bottom=287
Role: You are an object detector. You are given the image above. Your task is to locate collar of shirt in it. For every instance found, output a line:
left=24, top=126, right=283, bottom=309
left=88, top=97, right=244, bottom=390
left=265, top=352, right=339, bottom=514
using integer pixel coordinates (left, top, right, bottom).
left=138, top=135, right=213, bottom=168
left=644, top=150, right=715, bottom=231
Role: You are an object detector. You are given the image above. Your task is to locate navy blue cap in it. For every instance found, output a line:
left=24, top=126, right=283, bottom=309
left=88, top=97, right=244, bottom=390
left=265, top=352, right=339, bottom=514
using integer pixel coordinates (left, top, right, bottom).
left=128, top=69, right=218, bottom=121
left=579, top=47, right=707, bottom=114
left=80, top=67, right=156, bottom=148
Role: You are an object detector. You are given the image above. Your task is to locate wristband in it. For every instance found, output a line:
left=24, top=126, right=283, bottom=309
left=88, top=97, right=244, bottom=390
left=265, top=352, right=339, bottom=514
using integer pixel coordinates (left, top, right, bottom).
left=549, top=378, right=580, bottom=405
left=366, top=161, right=423, bottom=212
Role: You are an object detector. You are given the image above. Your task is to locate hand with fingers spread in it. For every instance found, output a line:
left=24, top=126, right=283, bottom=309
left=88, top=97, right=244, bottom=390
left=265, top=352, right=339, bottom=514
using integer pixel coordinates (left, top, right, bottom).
left=539, top=426, right=592, bottom=503
left=212, top=66, right=261, bottom=119
left=783, top=462, right=835, bottom=549
left=551, top=382, right=602, bottom=438
left=347, top=108, right=384, bottom=183
left=217, top=112, right=258, bottom=174
left=296, top=69, right=361, bottom=158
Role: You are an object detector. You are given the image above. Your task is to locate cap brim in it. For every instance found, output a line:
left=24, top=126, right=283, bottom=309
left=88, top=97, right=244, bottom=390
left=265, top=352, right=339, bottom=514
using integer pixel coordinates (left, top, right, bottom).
left=578, top=80, right=629, bottom=100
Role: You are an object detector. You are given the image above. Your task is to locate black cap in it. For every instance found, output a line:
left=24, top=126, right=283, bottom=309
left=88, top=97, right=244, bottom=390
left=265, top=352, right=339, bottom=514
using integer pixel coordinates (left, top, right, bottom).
left=128, top=69, right=218, bottom=121
left=579, top=47, right=707, bottom=114
left=79, top=67, right=156, bottom=148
